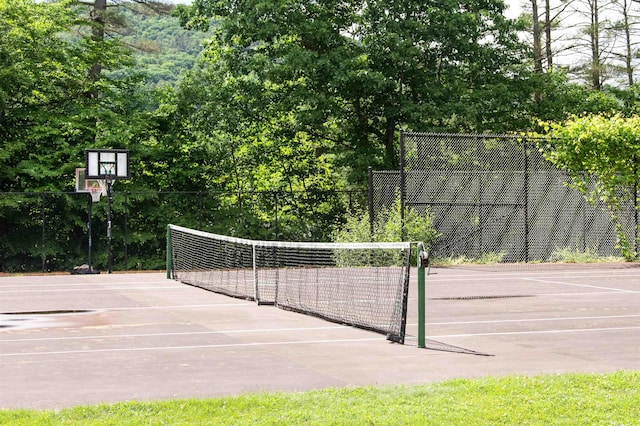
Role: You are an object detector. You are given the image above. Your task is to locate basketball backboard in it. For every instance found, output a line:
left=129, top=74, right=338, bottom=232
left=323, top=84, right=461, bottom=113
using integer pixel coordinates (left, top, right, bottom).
left=85, top=149, right=130, bottom=180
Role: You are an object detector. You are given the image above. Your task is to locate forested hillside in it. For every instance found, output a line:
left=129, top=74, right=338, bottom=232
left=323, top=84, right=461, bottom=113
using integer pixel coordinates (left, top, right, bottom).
left=116, top=4, right=209, bottom=86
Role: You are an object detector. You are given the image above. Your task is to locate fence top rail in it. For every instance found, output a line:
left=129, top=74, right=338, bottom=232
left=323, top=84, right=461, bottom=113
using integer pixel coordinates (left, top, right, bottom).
left=376, top=170, right=569, bottom=175
left=401, top=131, right=549, bottom=141
left=0, top=189, right=366, bottom=196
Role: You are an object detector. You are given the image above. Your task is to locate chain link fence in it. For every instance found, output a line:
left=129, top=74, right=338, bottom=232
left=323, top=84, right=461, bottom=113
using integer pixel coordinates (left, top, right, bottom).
left=370, top=132, right=639, bottom=263
left=0, top=190, right=365, bottom=273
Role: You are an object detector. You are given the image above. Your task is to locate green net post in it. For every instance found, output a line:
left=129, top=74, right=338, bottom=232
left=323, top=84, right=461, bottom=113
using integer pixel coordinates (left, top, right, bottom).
left=417, top=242, right=427, bottom=349
left=166, top=225, right=172, bottom=279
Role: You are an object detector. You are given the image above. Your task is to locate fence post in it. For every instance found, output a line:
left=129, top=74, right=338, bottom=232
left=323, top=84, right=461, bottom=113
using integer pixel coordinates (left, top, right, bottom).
left=275, top=191, right=279, bottom=240
left=166, top=225, right=172, bottom=279
left=635, top=181, right=639, bottom=257
left=400, top=132, right=406, bottom=242
left=41, top=193, right=46, bottom=272
left=198, top=191, right=204, bottom=230
left=368, top=166, right=374, bottom=240
left=523, top=137, right=529, bottom=262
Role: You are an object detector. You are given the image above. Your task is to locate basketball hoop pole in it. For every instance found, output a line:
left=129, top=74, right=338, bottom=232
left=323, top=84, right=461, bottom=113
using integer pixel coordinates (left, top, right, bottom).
left=87, top=193, right=94, bottom=273
left=106, top=174, right=113, bottom=274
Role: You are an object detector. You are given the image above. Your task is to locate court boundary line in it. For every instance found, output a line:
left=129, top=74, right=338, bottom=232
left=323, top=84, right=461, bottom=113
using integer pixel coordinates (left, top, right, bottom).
left=4, top=325, right=638, bottom=358
left=407, top=313, right=640, bottom=327
left=521, top=277, right=635, bottom=293
left=428, top=325, right=640, bottom=339
left=0, top=303, right=254, bottom=314
left=0, top=336, right=385, bottom=358
left=0, top=325, right=353, bottom=343
left=425, top=271, right=640, bottom=281
left=0, top=286, right=210, bottom=294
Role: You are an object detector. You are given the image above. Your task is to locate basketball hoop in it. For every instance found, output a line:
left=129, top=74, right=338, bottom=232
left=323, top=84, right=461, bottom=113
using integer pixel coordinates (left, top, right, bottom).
left=76, top=168, right=106, bottom=202
left=87, top=179, right=107, bottom=202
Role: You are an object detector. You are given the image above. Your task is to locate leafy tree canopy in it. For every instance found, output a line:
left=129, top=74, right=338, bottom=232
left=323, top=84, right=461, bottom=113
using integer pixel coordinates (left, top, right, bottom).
left=539, top=113, right=640, bottom=259
left=175, top=0, right=533, bottom=184
left=0, top=0, right=143, bottom=192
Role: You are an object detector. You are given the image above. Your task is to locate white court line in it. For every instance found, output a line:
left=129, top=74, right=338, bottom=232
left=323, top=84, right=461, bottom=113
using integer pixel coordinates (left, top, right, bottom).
left=0, top=325, right=351, bottom=343
left=408, top=291, right=637, bottom=302
left=0, top=337, right=383, bottom=357
left=110, top=303, right=255, bottom=311
left=0, top=303, right=254, bottom=315
left=426, top=272, right=640, bottom=282
left=407, top=313, right=640, bottom=327
left=521, top=277, right=635, bottom=293
left=536, top=291, right=639, bottom=296
left=428, top=325, right=640, bottom=339
left=0, top=277, right=175, bottom=288
left=0, top=282, right=182, bottom=290
left=0, top=286, right=197, bottom=294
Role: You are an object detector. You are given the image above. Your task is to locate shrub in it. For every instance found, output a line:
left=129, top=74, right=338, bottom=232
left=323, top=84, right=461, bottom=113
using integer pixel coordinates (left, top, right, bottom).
left=333, top=198, right=440, bottom=249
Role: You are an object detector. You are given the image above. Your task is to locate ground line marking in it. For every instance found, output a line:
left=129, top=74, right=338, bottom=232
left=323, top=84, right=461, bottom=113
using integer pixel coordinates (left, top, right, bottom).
left=425, top=272, right=640, bottom=282
left=521, top=277, right=635, bottom=293
left=407, top=313, right=640, bottom=327
left=0, top=286, right=202, bottom=294
left=0, top=325, right=352, bottom=343
left=427, top=325, right=640, bottom=338
left=0, top=337, right=383, bottom=357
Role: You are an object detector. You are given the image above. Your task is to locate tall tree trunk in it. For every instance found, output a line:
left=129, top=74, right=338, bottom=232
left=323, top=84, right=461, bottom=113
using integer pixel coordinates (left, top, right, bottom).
left=545, top=0, right=553, bottom=70
left=590, top=0, right=602, bottom=90
left=532, top=0, right=544, bottom=74
left=622, top=0, right=634, bottom=86
left=87, top=0, right=106, bottom=99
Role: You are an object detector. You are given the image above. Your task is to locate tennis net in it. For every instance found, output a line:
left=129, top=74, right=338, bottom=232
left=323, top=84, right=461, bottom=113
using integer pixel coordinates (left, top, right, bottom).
left=167, top=224, right=412, bottom=343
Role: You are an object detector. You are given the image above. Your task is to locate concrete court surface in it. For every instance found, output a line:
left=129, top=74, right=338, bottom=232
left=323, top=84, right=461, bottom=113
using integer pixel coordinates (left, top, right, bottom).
left=0, top=266, right=639, bottom=409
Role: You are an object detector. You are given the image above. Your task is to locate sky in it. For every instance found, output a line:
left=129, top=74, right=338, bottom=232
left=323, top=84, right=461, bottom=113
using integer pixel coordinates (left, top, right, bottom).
left=505, top=0, right=524, bottom=19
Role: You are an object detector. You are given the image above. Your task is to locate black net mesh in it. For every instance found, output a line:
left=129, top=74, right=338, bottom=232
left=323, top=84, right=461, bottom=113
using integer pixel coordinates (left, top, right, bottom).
left=169, top=225, right=412, bottom=343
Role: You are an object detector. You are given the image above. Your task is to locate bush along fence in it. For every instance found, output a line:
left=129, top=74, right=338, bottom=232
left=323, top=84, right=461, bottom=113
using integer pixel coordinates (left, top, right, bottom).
left=0, top=190, right=365, bottom=273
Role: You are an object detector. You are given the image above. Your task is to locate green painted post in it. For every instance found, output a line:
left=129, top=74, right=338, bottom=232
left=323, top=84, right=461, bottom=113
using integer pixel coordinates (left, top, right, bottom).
left=166, top=225, right=172, bottom=279
left=417, top=242, right=426, bottom=349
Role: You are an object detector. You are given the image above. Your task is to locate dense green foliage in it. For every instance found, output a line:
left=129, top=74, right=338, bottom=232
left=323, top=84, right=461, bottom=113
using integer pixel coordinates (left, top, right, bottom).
left=1, top=372, right=638, bottom=425
left=176, top=0, right=533, bottom=181
left=334, top=199, right=439, bottom=248
left=539, top=114, right=640, bottom=260
left=0, top=0, right=145, bottom=271
left=3, top=0, right=640, bottom=271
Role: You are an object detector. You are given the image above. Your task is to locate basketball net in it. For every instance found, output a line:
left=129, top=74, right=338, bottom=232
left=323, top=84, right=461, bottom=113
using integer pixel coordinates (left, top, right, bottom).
left=87, top=180, right=107, bottom=202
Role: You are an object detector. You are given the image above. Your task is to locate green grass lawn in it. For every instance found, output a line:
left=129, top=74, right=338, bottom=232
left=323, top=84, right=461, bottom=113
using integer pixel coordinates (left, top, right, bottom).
left=1, top=371, right=638, bottom=425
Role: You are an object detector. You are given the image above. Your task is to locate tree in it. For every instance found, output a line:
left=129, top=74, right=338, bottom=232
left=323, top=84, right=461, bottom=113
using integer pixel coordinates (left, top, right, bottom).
left=177, top=0, right=532, bottom=184
left=607, top=0, right=640, bottom=86
left=563, top=0, right=638, bottom=89
left=0, top=0, right=159, bottom=270
left=522, top=0, right=576, bottom=73
left=539, top=114, right=640, bottom=259
left=1, top=0, right=92, bottom=191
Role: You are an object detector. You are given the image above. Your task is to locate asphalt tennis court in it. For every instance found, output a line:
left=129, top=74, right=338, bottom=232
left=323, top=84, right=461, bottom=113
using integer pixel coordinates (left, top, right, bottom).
left=1, top=264, right=638, bottom=409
